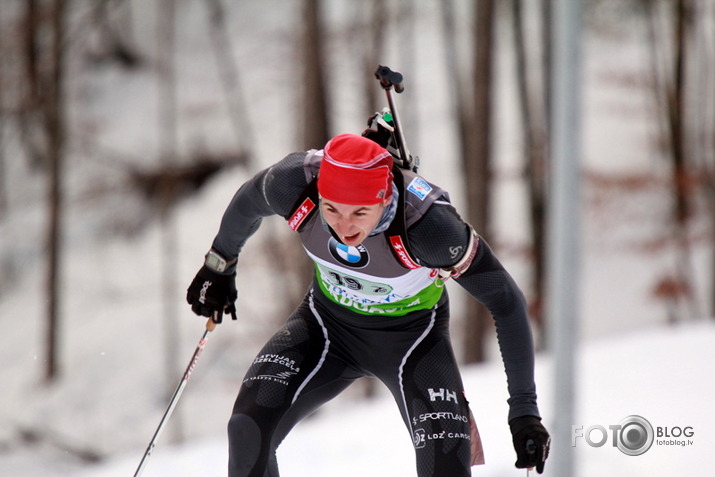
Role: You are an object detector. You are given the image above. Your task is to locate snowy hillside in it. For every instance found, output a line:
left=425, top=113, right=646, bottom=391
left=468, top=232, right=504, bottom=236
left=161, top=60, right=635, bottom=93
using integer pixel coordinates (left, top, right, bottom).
left=6, top=321, right=712, bottom=476
left=1, top=1, right=713, bottom=476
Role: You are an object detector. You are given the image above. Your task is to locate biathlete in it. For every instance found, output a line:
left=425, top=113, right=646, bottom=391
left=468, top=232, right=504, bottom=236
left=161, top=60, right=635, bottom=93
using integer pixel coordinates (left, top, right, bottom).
left=186, top=131, right=550, bottom=476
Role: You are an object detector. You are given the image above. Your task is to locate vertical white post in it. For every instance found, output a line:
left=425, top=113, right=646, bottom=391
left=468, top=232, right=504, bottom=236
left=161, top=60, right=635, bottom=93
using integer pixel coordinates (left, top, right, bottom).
left=546, top=0, right=583, bottom=476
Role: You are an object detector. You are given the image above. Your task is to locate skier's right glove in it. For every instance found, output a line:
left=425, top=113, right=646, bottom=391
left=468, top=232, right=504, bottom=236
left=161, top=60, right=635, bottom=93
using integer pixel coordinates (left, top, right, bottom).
left=509, top=415, right=551, bottom=474
left=186, top=265, right=238, bottom=323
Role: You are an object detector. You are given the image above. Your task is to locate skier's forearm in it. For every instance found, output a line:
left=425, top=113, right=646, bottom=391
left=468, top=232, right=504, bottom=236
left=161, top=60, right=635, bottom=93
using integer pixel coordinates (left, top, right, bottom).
left=490, top=285, right=540, bottom=421
left=455, top=240, right=540, bottom=421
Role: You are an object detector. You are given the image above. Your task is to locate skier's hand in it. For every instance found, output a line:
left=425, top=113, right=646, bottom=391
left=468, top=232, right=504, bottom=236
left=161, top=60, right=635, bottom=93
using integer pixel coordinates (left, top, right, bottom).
left=186, top=265, right=238, bottom=323
left=509, top=415, right=550, bottom=474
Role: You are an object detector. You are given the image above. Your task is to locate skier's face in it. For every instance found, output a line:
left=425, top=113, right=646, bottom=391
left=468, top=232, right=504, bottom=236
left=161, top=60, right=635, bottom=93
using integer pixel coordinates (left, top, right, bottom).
left=320, top=198, right=389, bottom=246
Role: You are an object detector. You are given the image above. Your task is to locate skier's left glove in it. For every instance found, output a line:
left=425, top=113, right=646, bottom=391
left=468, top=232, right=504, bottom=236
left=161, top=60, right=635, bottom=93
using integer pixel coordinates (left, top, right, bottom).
left=509, top=415, right=550, bottom=474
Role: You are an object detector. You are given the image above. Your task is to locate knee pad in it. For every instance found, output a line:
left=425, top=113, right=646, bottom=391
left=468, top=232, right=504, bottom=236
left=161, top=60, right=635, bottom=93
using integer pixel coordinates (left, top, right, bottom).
left=227, top=414, right=263, bottom=475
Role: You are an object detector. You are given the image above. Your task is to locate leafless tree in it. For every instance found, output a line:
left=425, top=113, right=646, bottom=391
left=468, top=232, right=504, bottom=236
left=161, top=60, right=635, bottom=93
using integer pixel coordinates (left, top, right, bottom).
left=439, top=0, right=493, bottom=363
left=44, top=0, right=68, bottom=383
left=301, top=0, right=331, bottom=150
left=259, top=0, right=332, bottom=320
left=510, top=0, right=552, bottom=343
left=641, top=0, right=710, bottom=321
left=438, top=0, right=498, bottom=364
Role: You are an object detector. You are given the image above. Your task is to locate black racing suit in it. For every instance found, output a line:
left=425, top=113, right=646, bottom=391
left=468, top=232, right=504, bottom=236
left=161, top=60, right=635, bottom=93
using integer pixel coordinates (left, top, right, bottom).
left=209, top=152, right=540, bottom=476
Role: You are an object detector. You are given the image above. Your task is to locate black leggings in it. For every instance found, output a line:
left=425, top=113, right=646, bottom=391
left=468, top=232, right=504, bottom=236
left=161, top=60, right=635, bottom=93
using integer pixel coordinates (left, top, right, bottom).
left=228, top=289, right=472, bottom=477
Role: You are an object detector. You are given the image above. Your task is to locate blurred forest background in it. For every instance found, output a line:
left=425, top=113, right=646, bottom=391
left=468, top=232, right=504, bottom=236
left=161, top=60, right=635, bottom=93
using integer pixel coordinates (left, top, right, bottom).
left=0, top=0, right=714, bottom=468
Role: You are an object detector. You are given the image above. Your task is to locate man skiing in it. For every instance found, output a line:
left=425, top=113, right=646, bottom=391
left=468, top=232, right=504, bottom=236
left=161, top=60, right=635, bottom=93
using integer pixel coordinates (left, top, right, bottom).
left=186, top=130, right=550, bottom=476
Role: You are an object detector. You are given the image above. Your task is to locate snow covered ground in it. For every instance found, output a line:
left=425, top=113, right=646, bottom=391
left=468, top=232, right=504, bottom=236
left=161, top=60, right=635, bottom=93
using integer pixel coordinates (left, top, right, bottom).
left=117, top=321, right=715, bottom=477
left=5, top=321, right=712, bottom=476
left=1, top=1, right=713, bottom=476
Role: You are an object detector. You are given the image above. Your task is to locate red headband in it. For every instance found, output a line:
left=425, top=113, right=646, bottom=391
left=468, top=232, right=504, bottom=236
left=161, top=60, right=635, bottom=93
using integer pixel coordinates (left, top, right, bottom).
left=318, top=134, right=394, bottom=205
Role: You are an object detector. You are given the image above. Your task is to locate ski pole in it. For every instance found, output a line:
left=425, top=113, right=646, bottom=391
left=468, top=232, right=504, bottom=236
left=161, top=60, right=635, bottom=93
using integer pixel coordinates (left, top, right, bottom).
left=374, top=65, right=416, bottom=172
left=133, top=316, right=218, bottom=477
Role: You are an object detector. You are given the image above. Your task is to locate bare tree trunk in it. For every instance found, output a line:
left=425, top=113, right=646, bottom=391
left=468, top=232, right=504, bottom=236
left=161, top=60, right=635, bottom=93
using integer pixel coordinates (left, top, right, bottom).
left=669, top=0, right=689, bottom=225
left=541, top=0, right=552, bottom=131
left=511, top=0, right=550, bottom=344
left=704, top=3, right=715, bottom=318
left=21, top=0, right=45, bottom=170
left=24, top=0, right=40, bottom=101
left=0, top=79, right=5, bottom=217
left=0, top=122, right=5, bottom=217
left=642, top=0, right=702, bottom=321
left=0, top=5, right=5, bottom=217
left=669, top=0, right=701, bottom=320
left=45, top=0, right=67, bottom=383
left=662, top=0, right=699, bottom=320
left=261, top=0, right=331, bottom=322
left=438, top=0, right=494, bottom=363
left=301, top=0, right=330, bottom=150
left=689, top=1, right=715, bottom=317
left=462, top=0, right=496, bottom=364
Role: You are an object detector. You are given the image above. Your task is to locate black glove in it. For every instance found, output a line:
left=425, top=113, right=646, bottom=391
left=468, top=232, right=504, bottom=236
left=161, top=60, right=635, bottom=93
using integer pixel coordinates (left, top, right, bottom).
left=186, top=265, right=237, bottom=323
left=509, top=415, right=550, bottom=474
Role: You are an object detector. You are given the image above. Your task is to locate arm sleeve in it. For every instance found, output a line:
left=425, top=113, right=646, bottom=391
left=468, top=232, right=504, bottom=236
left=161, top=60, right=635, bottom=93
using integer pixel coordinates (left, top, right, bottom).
left=210, top=152, right=308, bottom=260
left=455, top=239, right=540, bottom=421
left=409, top=204, right=540, bottom=421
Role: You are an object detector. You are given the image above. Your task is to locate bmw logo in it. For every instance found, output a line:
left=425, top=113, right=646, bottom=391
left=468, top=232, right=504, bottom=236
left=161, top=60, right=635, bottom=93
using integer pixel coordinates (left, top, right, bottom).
left=328, top=237, right=369, bottom=268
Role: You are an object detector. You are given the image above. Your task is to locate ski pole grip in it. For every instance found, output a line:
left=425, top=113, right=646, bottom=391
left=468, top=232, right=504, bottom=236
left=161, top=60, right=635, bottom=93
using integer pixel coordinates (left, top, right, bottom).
left=206, top=316, right=218, bottom=331
left=375, top=65, right=404, bottom=93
